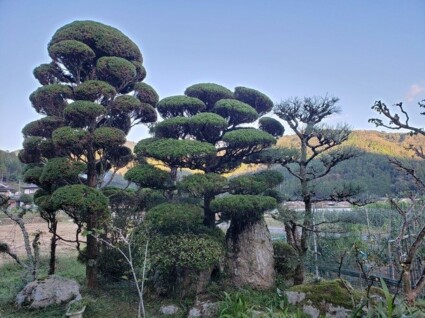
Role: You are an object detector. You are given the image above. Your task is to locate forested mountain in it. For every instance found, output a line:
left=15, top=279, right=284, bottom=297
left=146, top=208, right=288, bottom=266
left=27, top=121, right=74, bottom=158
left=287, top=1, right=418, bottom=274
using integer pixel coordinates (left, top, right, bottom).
left=0, top=150, right=23, bottom=183
left=275, top=130, right=425, bottom=199
left=1, top=130, right=423, bottom=197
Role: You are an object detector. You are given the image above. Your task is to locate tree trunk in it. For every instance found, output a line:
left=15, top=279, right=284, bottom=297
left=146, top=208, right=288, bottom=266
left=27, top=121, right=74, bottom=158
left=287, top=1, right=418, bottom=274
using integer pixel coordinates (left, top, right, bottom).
left=203, top=195, right=215, bottom=228
left=86, top=214, right=98, bottom=289
left=293, top=138, right=311, bottom=285
left=48, top=220, right=57, bottom=275
left=293, top=262, right=305, bottom=285
left=86, top=148, right=98, bottom=289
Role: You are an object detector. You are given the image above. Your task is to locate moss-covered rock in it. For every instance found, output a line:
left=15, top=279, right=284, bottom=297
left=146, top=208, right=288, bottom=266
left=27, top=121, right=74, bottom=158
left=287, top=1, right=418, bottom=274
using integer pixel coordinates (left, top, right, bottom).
left=287, top=279, right=361, bottom=316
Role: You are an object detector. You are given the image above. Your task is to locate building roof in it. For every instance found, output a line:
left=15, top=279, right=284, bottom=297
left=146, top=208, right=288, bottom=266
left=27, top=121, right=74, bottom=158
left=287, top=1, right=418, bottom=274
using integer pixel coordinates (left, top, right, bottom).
left=21, top=183, right=39, bottom=189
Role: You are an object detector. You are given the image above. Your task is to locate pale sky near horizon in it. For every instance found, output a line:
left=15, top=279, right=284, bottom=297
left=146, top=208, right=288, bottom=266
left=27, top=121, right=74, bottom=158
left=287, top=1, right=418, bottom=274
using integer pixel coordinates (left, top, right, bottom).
left=1, top=0, right=424, bottom=151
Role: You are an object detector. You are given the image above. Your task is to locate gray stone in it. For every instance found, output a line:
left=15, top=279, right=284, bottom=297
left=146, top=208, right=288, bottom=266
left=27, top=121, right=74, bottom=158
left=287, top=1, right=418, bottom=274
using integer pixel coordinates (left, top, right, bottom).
left=327, top=304, right=351, bottom=318
left=303, top=304, right=320, bottom=318
left=16, top=275, right=81, bottom=309
left=286, top=291, right=306, bottom=304
left=226, top=219, right=275, bottom=289
left=160, top=304, right=180, bottom=315
left=187, top=307, right=202, bottom=318
left=187, top=301, right=219, bottom=318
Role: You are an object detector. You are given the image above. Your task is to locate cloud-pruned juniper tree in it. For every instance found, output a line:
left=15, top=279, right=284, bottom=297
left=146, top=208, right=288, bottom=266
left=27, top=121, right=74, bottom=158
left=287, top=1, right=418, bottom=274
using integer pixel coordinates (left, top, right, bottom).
left=126, top=83, right=284, bottom=289
left=273, top=96, right=359, bottom=285
left=19, top=21, right=158, bottom=288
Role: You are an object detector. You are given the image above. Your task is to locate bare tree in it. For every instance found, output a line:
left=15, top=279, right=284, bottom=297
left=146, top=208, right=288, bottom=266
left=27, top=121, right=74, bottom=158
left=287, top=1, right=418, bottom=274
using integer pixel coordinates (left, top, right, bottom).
left=92, top=228, right=149, bottom=318
left=370, top=99, right=425, bottom=304
left=0, top=195, right=41, bottom=282
left=274, top=96, right=359, bottom=284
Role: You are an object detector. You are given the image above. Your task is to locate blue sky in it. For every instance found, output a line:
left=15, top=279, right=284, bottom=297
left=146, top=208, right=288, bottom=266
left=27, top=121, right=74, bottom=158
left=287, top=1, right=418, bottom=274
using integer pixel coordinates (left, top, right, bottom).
left=1, top=0, right=424, bottom=151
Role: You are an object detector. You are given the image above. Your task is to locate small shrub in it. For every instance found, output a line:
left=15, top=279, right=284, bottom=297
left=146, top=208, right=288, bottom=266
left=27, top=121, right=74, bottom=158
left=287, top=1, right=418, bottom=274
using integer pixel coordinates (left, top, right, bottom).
left=273, top=241, right=299, bottom=278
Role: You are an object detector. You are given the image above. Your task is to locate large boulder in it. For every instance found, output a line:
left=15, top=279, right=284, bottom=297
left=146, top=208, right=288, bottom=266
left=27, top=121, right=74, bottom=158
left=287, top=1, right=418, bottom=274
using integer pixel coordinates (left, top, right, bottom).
left=225, top=219, right=275, bottom=289
left=16, top=275, right=81, bottom=309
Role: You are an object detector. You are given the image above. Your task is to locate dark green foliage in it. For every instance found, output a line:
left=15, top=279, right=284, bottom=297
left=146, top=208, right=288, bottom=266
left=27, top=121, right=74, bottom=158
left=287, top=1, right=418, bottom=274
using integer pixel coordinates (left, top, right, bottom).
left=48, top=40, right=95, bottom=79
left=92, top=127, right=126, bottom=149
left=20, top=137, right=57, bottom=163
left=134, top=103, right=157, bottom=123
left=101, top=187, right=144, bottom=236
left=222, top=128, right=276, bottom=148
left=213, top=99, right=258, bottom=126
left=29, top=84, right=73, bottom=116
left=110, top=95, right=141, bottom=114
left=134, top=202, right=225, bottom=294
left=134, top=82, right=159, bottom=106
left=131, top=61, right=147, bottom=82
left=96, top=56, right=137, bottom=91
left=49, top=20, right=142, bottom=61
left=211, top=194, right=276, bottom=223
left=20, top=137, right=43, bottom=163
left=74, top=80, right=116, bottom=102
left=124, top=164, right=170, bottom=189
left=185, top=83, right=234, bottom=111
left=22, top=116, right=64, bottom=138
left=52, top=184, right=109, bottom=222
left=230, top=170, right=283, bottom=195
left=252, top=170, right=284, bottom=187
left=234, top=86, right=274, bottom=116
left=150, top=233, right=223, bottom=271
left=145, top=203, right=204, bottom=235
left=229, top=175, right=268, bottom=195
left=40, top=157, right=86, bottom=186
left=33, top=62, right=65, bottom=85
left=52, top=127, right=89, bottom=154
left=33, top=189, right=55, bottom=211
left=38, top=139, right=56, bottom=159
left=179, top=173, right=228, bottom=197
left=139, top=188, right=167, bottom=211
left=259, top=117, right=285, bottom=137
left=133, top=137, right=158, bottom=157
left=105, top=146, right=133, bottom=169
left=23, top=166, right=44, bottom=185
left=157, top=95, right=206, bottom=118
left=188, top=112, right=228, bottom=143
left=273, top=241, right=299, bottom=277
left=151, top=116, right=190, bottom=139
left=136, top=138, right=216, bottom=169
left=64, top=101, right=106, bottom=128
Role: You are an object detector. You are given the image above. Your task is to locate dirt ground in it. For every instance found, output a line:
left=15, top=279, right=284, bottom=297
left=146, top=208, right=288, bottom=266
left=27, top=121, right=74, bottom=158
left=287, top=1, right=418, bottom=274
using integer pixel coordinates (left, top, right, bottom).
left=0, top=218, right=81, bottom=266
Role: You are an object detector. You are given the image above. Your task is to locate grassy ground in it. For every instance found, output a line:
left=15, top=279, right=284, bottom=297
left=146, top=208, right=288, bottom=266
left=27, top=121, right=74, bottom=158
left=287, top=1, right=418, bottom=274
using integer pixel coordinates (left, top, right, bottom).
left=0, top=257, right=143, bottom=318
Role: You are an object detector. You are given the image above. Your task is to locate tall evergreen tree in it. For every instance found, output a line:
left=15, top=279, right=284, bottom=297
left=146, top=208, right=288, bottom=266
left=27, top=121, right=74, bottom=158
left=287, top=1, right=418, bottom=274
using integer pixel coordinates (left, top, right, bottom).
left=274, top=96, right=359, bottom=284
left=19, top=20, right=158, bottom=288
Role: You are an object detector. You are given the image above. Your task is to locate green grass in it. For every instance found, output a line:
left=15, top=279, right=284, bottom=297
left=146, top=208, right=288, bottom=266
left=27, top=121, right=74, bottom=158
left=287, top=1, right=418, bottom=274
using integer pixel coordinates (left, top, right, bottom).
left=0, top=257, right=142, bottom=318
left=0, top=256, right=196, bottom=318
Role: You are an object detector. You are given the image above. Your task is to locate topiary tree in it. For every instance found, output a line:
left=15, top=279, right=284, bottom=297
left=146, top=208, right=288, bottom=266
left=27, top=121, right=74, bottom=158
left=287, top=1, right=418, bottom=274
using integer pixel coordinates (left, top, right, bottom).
left=130, top=83, right=280, bottom=223
left=20, top=20, right=158, bottom=288
left=128, top=83, right=284, bottom=289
